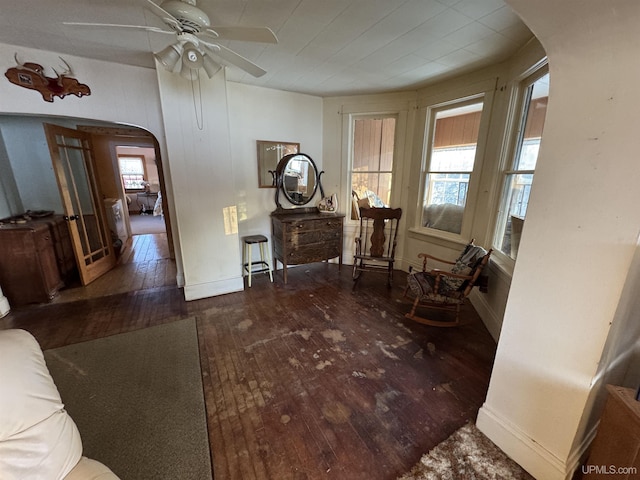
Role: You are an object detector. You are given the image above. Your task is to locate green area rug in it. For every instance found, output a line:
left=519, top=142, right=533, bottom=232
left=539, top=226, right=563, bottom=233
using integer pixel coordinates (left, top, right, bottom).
left=44, top=319, right=212, bottom=480
left=398, top=422, right=533, bottom=480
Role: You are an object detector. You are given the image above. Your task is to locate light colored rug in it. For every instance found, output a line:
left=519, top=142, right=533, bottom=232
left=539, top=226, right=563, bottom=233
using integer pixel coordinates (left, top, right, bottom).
left=398, top=423, right=533, bottom=480
left=44, top=319, right=212, bottom=480
left=129, top=213, right=166, bottom=235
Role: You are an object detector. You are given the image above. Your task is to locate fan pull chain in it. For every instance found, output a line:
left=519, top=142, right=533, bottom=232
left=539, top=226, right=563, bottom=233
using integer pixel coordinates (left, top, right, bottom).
left=190, top=70, right=204, bottom=130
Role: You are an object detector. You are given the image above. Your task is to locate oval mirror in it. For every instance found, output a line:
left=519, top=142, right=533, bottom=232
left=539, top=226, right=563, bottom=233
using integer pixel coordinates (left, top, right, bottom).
left=277, top=153, right=319, bottom=206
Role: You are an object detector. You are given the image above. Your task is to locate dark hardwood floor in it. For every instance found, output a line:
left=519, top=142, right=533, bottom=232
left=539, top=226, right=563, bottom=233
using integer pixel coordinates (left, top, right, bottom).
left=0, top=251, right=498, bottom=480
left=51, top=232, right=176, bottom=304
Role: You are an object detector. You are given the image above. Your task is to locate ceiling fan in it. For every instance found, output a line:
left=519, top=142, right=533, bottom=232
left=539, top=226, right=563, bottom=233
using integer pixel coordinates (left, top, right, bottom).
left=65, top=0, right=278, bottom=79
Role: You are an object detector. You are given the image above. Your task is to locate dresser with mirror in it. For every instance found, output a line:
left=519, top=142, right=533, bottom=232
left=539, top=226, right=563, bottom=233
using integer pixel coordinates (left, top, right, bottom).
left=270, top=153, right=344, bottom=283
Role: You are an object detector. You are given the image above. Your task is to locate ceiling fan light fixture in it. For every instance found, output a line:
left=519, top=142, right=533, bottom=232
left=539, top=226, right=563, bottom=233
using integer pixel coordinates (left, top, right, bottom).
left=154, top=43, right=183, bottom=71
left=179, top=63, right=197, bottom=80
left=182, top=44, right=204, bottom=69
left=202, top=54, right=222, bottom=78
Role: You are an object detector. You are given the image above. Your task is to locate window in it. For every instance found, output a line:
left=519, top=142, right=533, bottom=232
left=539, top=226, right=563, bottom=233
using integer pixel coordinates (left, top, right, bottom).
left=421, top=99, right=484, bottom=234
left=118, top=155, right=147, bottom=191
left=494, top=70, right=549, bottom=260
left=350, top=116, right=396, bottom=219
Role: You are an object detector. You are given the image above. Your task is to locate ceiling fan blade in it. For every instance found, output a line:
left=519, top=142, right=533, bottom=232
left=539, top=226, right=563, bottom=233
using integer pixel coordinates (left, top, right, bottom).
left=64, top=22, right=174, bottom=35
left=203, top=44, right=267, bottom=77
left=205, top=26, right=278, bottom=44
left=145, top=0, right=182, bottom=31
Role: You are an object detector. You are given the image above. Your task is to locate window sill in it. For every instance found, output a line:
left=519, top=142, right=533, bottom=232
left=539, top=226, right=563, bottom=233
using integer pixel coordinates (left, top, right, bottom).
left=486, top=249, right=515, bottom=282
left=407, top=226, right=472, bottom=250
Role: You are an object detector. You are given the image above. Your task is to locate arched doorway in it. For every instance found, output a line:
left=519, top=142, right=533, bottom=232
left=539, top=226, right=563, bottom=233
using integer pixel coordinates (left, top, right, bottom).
left=0, top=115, right=176, bottom=304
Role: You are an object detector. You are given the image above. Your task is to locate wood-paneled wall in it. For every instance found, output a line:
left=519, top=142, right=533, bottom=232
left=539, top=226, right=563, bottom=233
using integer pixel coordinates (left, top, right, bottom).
left=434, top=111, right=481, bottom=148
left=433, top=97, right=546, bottom=149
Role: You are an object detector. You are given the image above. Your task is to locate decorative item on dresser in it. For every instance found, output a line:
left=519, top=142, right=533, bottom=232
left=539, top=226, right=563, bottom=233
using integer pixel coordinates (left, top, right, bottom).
left=270, top=153, right=345, bottom=283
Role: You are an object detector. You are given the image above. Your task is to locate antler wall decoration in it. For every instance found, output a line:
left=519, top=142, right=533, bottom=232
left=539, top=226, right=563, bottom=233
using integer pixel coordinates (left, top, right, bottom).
left=5, top=54, right=91, bottom=102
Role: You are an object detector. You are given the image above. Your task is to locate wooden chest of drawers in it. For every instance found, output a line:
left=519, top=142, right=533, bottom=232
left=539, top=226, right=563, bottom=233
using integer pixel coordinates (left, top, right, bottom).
left=0, top=215, right=76, bottom=305
left=271, top=211, right=345, bottom=283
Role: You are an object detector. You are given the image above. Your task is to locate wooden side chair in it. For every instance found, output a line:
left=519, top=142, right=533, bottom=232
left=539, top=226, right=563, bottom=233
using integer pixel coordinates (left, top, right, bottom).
left=404, top=239, right=492, bottom=327
left=352, top=206, right=402, bottom=289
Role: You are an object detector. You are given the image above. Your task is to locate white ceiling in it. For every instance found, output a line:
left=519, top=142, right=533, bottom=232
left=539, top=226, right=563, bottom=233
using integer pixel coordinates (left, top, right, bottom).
left=0, top=0, right=534, bottom=97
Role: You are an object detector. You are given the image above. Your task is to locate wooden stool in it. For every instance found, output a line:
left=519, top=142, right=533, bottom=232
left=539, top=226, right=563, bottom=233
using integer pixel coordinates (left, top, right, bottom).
left=242, top=235, right=273, bottom=287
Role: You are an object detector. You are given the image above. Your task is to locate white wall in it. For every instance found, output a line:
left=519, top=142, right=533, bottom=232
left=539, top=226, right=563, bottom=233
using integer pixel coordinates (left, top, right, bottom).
left=477, top=2, right=640, bottom=479
left=227, top=83, right=323, bottom=243
left=154, top=71, right=325, bottom=298
left=0, top=126, right=22, bottom=218
left=0, top=116, right=79, bottom=214
left=156, top=67, right=240, bottom=298
left=0, top=44, right=163, bottom=130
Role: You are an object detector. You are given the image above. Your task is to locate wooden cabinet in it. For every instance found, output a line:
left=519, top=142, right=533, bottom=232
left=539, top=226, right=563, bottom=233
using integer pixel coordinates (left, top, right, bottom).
left=271, top=210, right=344, bottom=283
left=583, top=385, right=640, bottom=478
left=44, top=216, right=76, bottom=282
left=0, top=215, right=75, bottom=306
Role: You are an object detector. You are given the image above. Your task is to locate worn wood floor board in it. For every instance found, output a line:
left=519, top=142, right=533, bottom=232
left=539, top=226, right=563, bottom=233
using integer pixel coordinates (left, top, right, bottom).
left=251, top=339, right=324, bottom=479
left=2, top=252, right=498, bottom=480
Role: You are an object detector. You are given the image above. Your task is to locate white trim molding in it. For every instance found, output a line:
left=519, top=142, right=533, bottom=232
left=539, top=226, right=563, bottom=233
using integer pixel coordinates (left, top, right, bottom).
left=476, top=404, right=594, bottom=480
left=183, top=276, right=243, bottom=301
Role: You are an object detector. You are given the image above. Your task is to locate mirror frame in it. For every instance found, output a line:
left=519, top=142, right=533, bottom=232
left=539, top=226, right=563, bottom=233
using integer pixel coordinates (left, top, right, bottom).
left=273, top=153, right=325, bottom=211
left=256, top=140, right=300, bottom=188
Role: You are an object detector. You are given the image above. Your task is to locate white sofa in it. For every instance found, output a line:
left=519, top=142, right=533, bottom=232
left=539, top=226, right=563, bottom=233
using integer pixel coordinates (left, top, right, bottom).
left=0, top=329, right=119, bottom=480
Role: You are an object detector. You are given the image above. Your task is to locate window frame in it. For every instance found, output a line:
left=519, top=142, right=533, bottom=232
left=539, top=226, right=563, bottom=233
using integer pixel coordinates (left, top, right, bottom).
left=416, top=93, right=489, bottom=241
left=347, top=112, right=399, bottom=223
left=491, top=64, right=549, bottom=268
left=118, top=154, right=148, bottom=192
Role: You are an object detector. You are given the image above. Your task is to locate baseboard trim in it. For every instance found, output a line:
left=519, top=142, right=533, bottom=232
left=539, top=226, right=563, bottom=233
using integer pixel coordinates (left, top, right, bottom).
left=183, top=276, right=243, bottom=301
left=469, top=291, right=502, bottom=342
left=568, top=422, right=598, bottom=478
left=476, top=405, right=574, bottom=480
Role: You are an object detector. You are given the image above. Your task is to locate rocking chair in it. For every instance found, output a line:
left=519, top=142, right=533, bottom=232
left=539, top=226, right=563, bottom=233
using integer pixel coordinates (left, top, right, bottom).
left=353, top=206, right=402, bottom=289
left=404, top=239, right=492, bottom=327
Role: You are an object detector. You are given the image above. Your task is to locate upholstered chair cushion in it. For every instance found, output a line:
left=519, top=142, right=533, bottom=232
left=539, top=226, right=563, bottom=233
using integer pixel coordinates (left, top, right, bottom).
left=0, top=329, right=82, bottom=480
left=65, top=456, right=120, bottom=480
